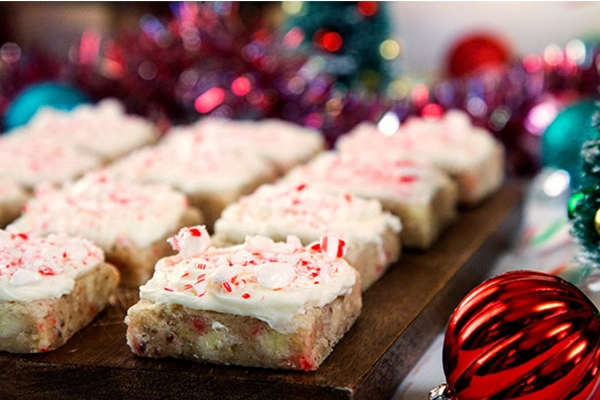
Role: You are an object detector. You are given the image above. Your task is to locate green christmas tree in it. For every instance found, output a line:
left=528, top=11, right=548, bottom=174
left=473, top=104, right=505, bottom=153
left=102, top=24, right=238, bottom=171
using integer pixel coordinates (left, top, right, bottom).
left=569, top=105, right=600, bottom=267
left=282, top=1, right=398, bottom=92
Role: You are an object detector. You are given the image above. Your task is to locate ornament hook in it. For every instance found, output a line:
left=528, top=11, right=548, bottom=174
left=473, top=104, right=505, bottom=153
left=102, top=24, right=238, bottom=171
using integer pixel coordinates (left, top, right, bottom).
left=428, top=383, right=453, bottom=400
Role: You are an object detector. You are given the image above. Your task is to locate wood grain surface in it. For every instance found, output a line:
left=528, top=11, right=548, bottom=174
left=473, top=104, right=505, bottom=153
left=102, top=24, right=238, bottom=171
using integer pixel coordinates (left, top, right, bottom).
left=0, top=181, right=525, bottom=400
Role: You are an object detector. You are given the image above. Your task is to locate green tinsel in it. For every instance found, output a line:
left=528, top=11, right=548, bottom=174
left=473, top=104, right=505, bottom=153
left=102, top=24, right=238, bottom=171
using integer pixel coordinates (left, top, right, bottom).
left=283, top=1, right=394, bottom=92
left=570, top=104, right=600, bottom=266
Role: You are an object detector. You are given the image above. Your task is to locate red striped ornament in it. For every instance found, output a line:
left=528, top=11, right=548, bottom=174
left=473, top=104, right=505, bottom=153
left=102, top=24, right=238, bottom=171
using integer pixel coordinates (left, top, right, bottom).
left=431, top=270, right=600, bottom=400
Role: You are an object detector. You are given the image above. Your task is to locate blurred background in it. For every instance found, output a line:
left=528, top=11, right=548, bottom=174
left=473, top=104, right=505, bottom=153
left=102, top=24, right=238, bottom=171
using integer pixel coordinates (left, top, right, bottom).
left=391, top=2, right=600, bottom=76
left=2, top=1, right=600, bottom=180
left=4, top=2, right=600, bottom=76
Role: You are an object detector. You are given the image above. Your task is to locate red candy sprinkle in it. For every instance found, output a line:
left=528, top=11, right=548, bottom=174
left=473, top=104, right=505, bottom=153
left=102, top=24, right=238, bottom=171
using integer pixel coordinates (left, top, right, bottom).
left=39, top=266, right=55, bottom=276
left=321, top=236, right=346, bottom=258
left=191, top=316, right=207, bottom=333
left=242, top=293, right=251, bottom=299
left=299, top=355, right=315, bottom=371
left=251, top=324, right=264, bottom=336
left=188, top=228, right=202, bottom=237
left=163, top=287, right=174, bottom=292
left=398, top=175, right=417, bottom=184
left=11, top=233, right=28, bottom=240
left=222, top=282, right=233, bottom=293
left=296, top=183, right=307, bottom=191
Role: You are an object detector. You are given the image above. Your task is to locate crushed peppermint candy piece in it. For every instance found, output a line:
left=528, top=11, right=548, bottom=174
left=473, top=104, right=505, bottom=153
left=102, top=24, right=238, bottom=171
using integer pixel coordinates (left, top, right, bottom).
left=210, top=265, right=242, bottom=285
left=168, top=225, right=210, bottom=258
left=9, top=268, right=42, bottom=287
left=245, top=235, right=278, bottom=253
left=286, top=235, right=303, bottom=248
left=320, top=236, right=347, bottom=259
left=256, top=262, right=296, bottom=289
left=192, top=273, right=208, bottom=296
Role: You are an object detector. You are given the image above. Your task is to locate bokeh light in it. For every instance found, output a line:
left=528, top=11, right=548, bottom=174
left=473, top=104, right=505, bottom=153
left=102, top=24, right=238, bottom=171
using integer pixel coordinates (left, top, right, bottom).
left=283, top=27, right=305, bottom=49
left=138, top=61, right=157, bottom=81
left=231, top=76, right=251, bottom=96
left=489, top=106, right=511, bottom=131
left=380, top=39, right=401, bottom=60
left=543, top=44, right=563, bottom=67
left=523, top=53, right=543, bottom=73
left=318, top=31, right=343, bottom=52
left=422, top=103, right=443, bottom=119
left=282, top=1, right=305, bottom=16
left=378, top=111, right=400, bottom=136
left=287, top=76, right=306, bottom=95
left=194, top=88, right=225, bottom=113
left=357, top=1, right=378, bottom=17
left=543, top=169, right=570, bottom=197
left=566, top=39, right=586, bottom=66
left=387, top=79, right=409, bottom=100
left=466, top=96, right=487, bottom=117
left=325, top=98, right=343, bottom=117
left=305, top=112, right=323, bottom=129
left=411, top=83, right=429, bottom=107
left=525, top=100, right=559, bottom=136
left=78, top=29, right=101, bottom=66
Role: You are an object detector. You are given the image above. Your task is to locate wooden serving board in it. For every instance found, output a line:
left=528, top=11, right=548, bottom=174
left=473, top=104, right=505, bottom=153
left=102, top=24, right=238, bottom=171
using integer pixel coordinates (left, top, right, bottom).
left=1, top=181, right=525, bottom=400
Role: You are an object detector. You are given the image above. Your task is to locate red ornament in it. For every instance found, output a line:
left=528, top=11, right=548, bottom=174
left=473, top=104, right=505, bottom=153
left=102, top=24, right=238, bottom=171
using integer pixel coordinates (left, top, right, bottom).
left=434, top=270, right=600, bottom=400
left=446, top=32, right=512, bottom=77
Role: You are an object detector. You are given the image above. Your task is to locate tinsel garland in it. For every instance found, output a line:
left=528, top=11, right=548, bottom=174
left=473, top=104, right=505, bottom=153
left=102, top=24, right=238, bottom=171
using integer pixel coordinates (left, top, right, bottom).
left=66, top=2, right=386, bottom=141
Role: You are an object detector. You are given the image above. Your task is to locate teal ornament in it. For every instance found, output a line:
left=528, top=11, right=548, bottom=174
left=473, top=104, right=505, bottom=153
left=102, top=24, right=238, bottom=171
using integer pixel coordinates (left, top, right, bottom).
left=541, top=99, right=599, bottom=190
left=3, top=82, right=90, bottom=132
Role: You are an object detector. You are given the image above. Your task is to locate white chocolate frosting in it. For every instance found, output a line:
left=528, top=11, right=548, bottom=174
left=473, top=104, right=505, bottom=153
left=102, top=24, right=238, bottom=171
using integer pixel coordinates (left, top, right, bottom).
left=283, top=152, right=447, bottom=204
left=214, top=182, right=401, bottom=247
left=166, top=117, right=325, bottom=172
left=24, top=99, right=158, bottom=160
left=8, top=172, right=189, bottom=250
left=0, top=230, right=104, bottom=301
left=336, top=110, right=499, bottom=173
left=105, top=134, right=276, bottom=193
left=139, top=226, right=358, bottom=334
left=0, top=132, right=101, bottom=188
